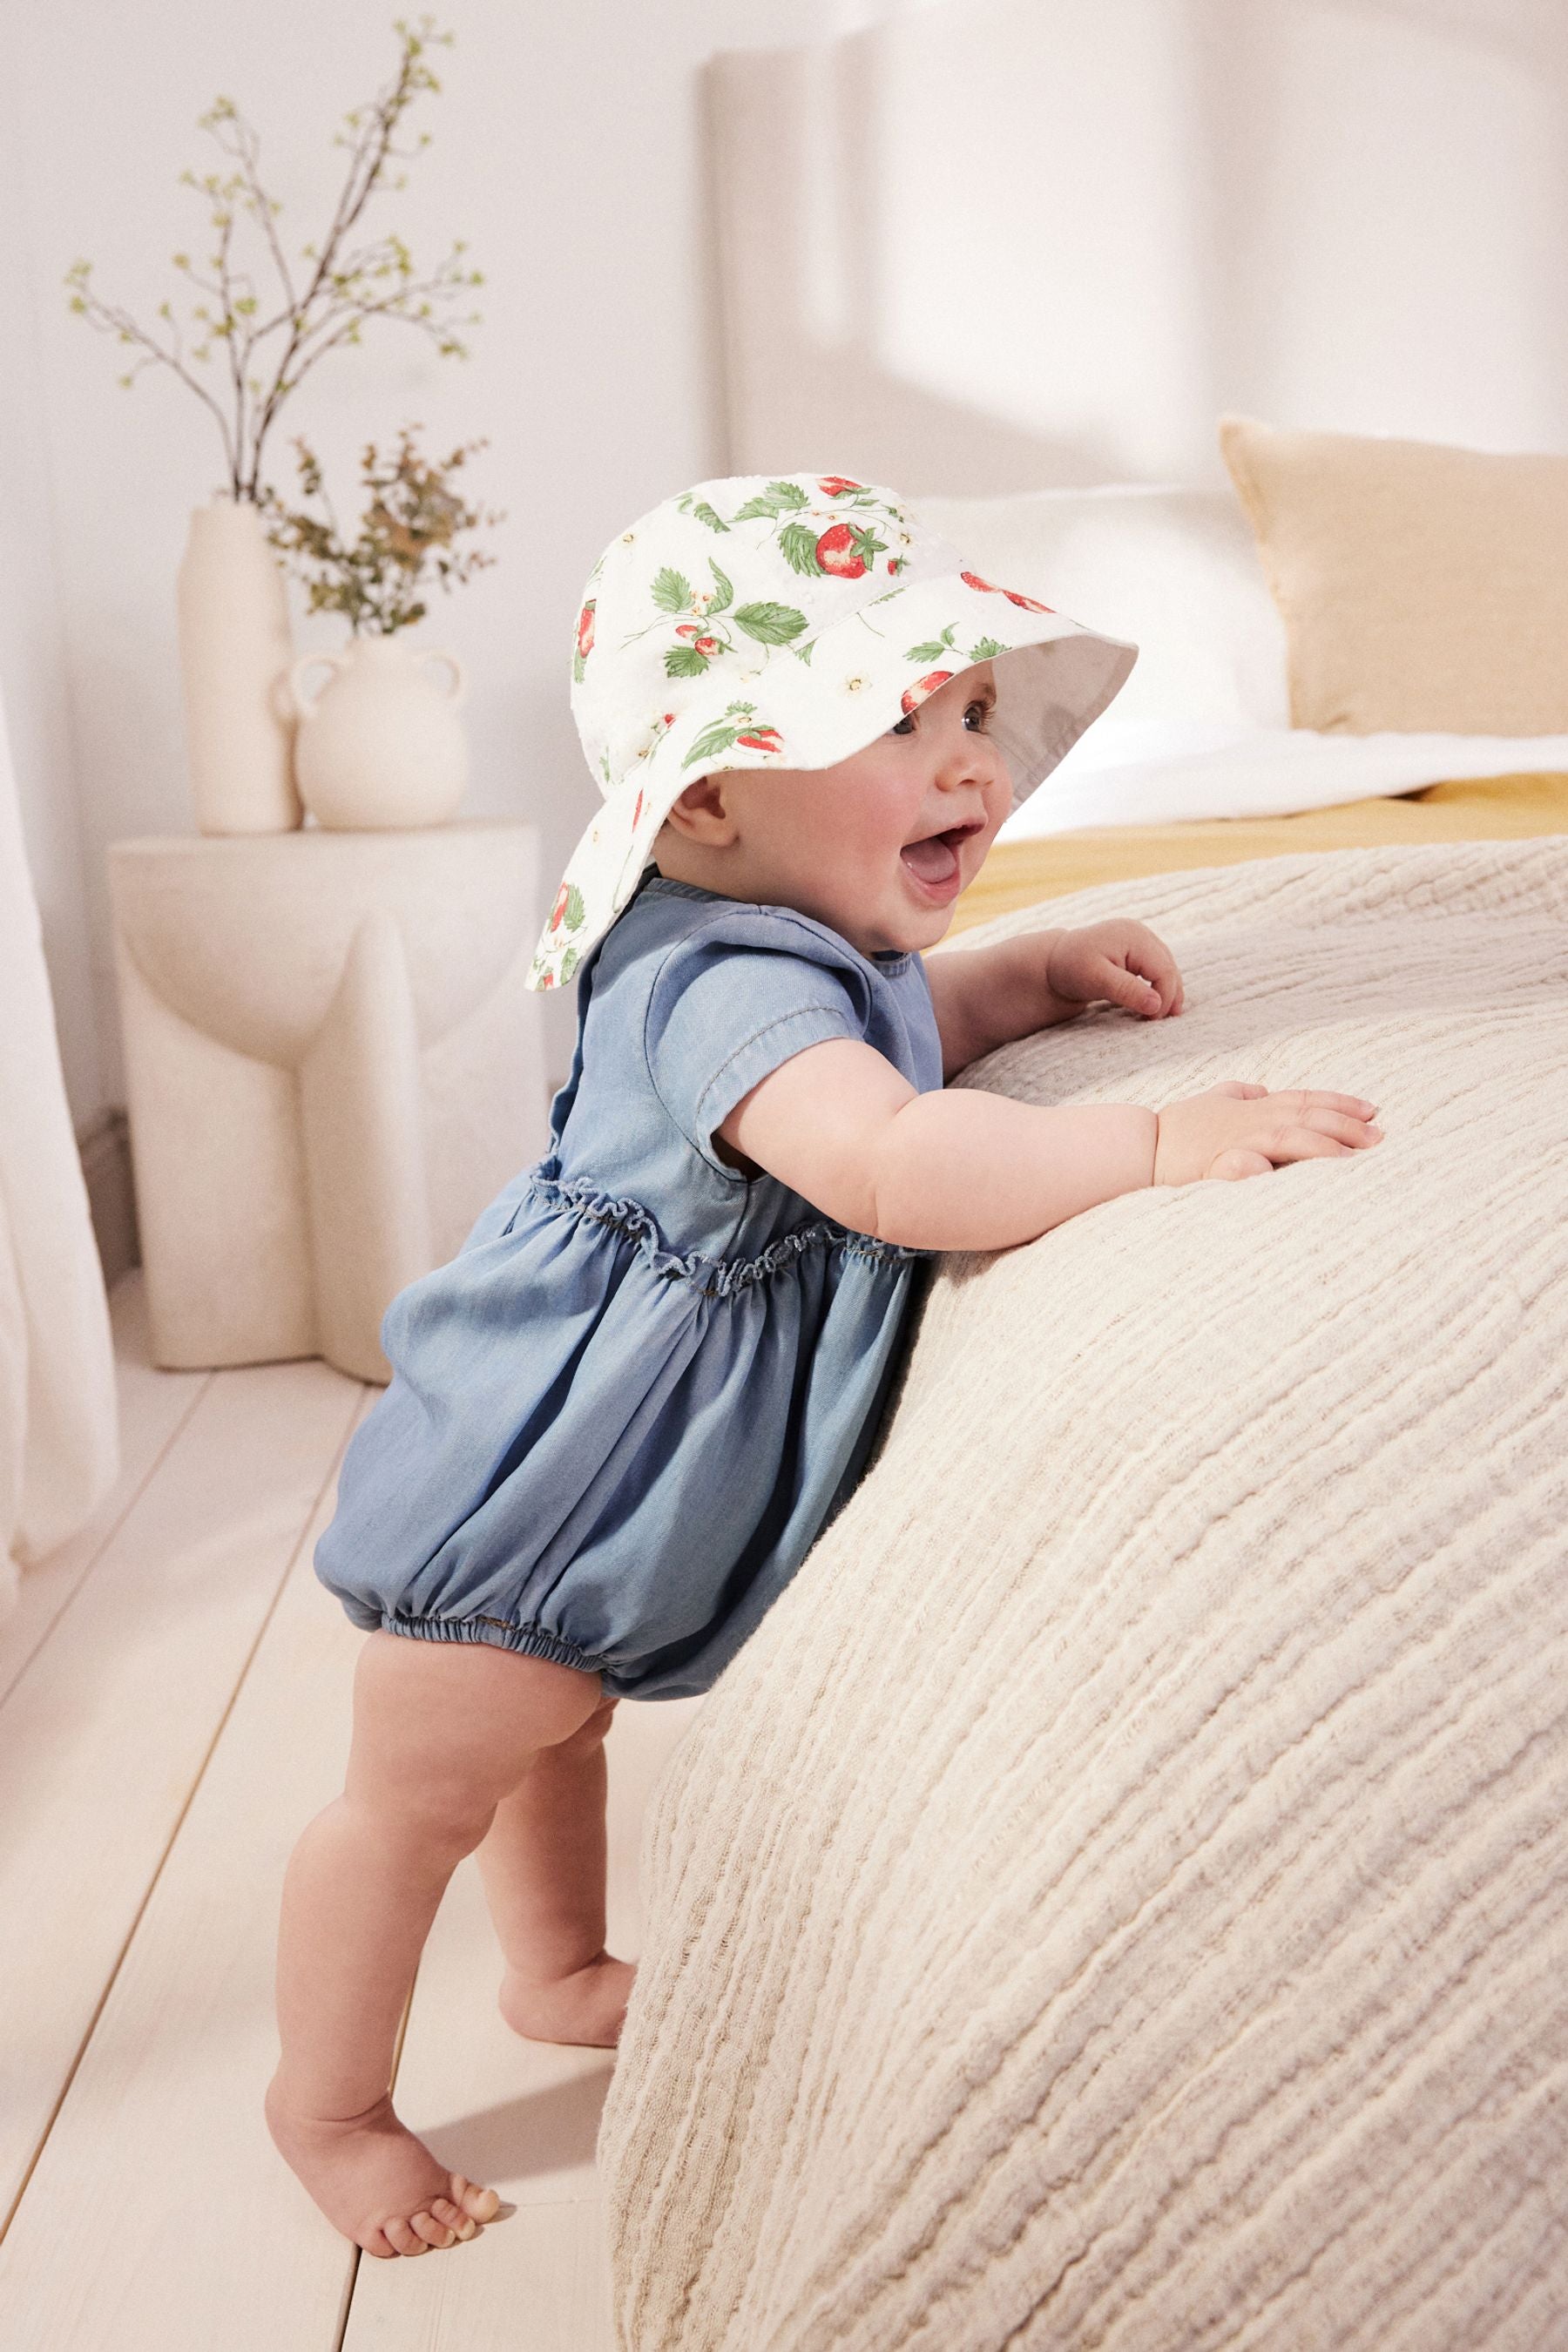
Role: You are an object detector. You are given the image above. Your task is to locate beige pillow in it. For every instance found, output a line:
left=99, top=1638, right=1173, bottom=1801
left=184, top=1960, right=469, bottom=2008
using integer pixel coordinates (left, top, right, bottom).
left=1218, top=413, right=1568, bottom=734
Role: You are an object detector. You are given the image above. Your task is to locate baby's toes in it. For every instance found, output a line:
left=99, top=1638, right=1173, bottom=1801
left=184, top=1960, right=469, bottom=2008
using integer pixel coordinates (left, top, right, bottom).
left=382, top=2215, right=431, bottom=2256
left=451, top=2172, right=500, bottom=2223
left=410, top=2209, right=456, bottom=2250
left=431, top=2195, right=476, bottom=2240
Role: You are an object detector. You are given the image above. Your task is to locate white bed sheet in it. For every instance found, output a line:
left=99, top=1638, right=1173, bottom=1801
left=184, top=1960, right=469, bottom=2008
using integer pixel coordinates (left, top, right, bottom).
left=998, top=720, right=1568, bottom=841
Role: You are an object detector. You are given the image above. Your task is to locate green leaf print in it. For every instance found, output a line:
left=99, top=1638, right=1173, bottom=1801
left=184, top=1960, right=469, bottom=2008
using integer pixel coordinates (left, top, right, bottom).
left=572, top=648, right=587, bottom=684
left=731, top=479, right=810, bottom=523
left=969, top=636, right=1006, bottom=661
left=651, top=566, right=693, bottom=614
left=681, top=718, right=743, bottom=769
left=733, top=600, right=808, bottom=645
left=906, top=628, right=958, bottom=663
left=564, top=883, right=585, bottom=930
left=680, top=702, right=760, bottom=770
left=680, top=497, right=730, bottom=533
left=791, top=636, right=816, bottom=664
left=664, top=643, right=711, bottom=679
left=778, top=520, right=823, bottom=577
left=706, top=559, right=734, bottom=614
left=559, top=945, right=580, bottom=981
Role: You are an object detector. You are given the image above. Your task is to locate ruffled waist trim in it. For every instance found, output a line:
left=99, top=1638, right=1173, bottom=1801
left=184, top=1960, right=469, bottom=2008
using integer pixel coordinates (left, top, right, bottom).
left=512, top=1158, right=929, bottom=1299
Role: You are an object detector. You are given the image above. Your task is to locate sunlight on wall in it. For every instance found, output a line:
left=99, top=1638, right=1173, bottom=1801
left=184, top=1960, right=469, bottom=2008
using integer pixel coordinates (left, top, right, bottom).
left=715, top=0, right=1568, bottom=488
left=1239, top=4, right=1567, bottom=445
left=871, top=1, right=1214, bottom=476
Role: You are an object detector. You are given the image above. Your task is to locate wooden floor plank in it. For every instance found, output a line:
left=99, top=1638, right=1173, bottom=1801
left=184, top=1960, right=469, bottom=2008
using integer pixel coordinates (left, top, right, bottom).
left=0, top=1381, right=375, bottom=2350
left=339, top=1691, right=705, bottom=2344
left=0, top=1275, right=207, bottom=1710
left=342, top=2202, right=618, bottom=2351
left=0, top=1336, right=363, bottom=2235
left=3, top=1270, right=708, bottom=2351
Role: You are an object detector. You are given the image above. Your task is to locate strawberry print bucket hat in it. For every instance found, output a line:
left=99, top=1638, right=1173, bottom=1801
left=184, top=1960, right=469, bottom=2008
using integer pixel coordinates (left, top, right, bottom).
left=527, top=470, right=1138, bottom=988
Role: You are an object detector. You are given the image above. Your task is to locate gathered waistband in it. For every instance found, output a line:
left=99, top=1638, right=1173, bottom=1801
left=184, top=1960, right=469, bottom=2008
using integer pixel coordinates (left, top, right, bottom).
left=513, top=1158, right=929, bottom=1299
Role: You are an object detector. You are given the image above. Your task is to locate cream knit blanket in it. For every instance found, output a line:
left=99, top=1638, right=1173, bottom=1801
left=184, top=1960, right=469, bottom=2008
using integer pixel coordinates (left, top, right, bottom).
left=598, top=841, right=1568, bottom=2352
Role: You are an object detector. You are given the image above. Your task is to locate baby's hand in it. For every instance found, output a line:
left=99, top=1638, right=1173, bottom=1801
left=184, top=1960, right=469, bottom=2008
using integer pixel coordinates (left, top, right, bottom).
left=1154, top=1081, right=1383, bottom=1185
left=1046, top=920, right=1184, bottom=1018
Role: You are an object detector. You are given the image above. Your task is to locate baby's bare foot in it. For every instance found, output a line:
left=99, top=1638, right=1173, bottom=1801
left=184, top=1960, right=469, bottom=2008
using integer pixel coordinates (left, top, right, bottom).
left=499, top=1950, right=637, bottom=2047
left=265, top=2075, right=500, bottom=2258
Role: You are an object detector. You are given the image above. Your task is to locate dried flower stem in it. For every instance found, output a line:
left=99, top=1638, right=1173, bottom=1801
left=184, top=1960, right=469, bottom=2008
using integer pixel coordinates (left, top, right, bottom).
left=260, top=423, right=504, bottom=634
left=63, top=14, right=483, bottom=501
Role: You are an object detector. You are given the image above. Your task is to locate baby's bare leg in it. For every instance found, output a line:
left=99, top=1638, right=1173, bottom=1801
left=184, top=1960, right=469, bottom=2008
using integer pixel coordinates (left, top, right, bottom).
left=265, top=1629, right=606, bottom=2258
left=476, top=1693, right=637, bottom=2046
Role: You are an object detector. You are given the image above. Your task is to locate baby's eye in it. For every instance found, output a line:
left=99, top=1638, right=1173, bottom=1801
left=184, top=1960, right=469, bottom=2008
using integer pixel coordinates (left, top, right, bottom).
left=888, top=700, right=993, bottom=740
left=963, top=700, right=992, bottom=732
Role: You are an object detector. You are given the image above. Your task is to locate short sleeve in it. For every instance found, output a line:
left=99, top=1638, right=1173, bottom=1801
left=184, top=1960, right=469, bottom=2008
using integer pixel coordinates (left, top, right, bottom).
left=645, top=909, right=874, bottom=1177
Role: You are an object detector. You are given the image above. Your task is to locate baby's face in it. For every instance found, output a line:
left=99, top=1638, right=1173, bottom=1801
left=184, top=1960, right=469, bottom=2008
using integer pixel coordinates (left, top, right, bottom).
left=655, top=662, right=1013, bottom=958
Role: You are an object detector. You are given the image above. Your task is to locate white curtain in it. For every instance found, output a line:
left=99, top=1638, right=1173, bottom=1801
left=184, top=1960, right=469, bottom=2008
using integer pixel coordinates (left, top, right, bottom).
left=0, top=684, right=118, bottom=1618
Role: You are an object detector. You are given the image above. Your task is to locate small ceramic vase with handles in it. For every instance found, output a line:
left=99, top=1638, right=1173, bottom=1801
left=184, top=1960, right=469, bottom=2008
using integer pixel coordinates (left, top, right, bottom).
left=288, top=633, right=469, bottom=828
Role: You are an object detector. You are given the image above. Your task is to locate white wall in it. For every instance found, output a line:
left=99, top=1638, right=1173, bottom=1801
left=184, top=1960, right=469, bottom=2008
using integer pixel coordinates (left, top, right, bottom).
left=0, top=0, right=943, bottom=1119
left=7, top=0, right=1565, bottom=1125
left=713, top=0, right=1568, bottom=493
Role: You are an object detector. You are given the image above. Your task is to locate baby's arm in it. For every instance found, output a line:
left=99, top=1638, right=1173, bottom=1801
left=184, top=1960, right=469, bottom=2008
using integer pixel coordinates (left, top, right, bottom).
left=716, top=1042, right=1382, bottom=1253
left=923, top=920, right=1184, bottom=1082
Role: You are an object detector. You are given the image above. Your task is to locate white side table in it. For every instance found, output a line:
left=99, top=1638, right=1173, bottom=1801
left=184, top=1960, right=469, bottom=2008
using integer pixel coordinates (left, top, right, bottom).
left=107, top=821, right=548, bottom=1383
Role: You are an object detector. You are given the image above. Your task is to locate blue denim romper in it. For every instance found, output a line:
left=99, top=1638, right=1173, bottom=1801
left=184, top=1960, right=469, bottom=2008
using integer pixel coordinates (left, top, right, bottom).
left=313, top=868, right=944, bottom=1701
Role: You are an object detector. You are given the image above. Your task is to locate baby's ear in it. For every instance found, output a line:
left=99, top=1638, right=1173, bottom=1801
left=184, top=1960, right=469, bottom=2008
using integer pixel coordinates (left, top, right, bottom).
left=666, top=773, right=737, bottom=841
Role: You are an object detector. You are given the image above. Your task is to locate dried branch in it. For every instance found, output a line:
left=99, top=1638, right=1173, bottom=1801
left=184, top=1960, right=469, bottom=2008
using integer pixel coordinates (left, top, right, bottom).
left=62, top=15, right=483, bottom=502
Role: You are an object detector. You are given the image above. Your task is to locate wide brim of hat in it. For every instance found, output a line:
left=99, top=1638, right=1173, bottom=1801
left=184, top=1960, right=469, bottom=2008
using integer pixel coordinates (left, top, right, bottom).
left=526, top=570, right=1137, bottom=990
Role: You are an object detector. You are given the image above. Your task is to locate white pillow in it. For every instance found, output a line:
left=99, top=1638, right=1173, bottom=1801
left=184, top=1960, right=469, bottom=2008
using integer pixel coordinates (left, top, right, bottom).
left=910, top=484, right=1290, bottom=731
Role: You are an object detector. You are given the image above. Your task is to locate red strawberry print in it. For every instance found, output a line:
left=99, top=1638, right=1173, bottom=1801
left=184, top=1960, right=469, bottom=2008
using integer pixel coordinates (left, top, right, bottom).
left=735, top=726, right=785, bottom=753
left=885, top=556, right=903, bottom=574
left=1004, top=589, right=1054, bottom=612
left=961, top=571, right=1000, bottom=593
left=901, top=671, right=953, bottom=714
left=693, top=635, right=720, bottom=655
left=633, top=791, right=644, bottom=826
left=576, top=602, right=595, bottom=658
left=549, top=882, right=571, bottom=932
left=818, top=476, right=863, bottom=496
left=538, top=970, right=556, bottom=988
left=816, top=523, right=867, bottom=578
left=675, top=623, right=700, bottom=639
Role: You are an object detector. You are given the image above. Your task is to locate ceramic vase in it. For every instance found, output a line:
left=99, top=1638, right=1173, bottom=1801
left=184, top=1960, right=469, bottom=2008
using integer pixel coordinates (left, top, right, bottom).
left=287, top=635, right=469, bottom=828
left=175, top=493, right=302, bottom=834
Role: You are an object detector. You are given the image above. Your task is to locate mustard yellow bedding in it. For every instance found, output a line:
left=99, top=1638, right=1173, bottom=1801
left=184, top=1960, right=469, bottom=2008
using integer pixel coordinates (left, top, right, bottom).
left=944, top=770, right=1568, bottom=936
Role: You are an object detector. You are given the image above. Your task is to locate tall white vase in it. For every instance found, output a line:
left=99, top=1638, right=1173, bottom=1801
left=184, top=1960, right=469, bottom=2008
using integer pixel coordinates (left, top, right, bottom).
left=176, top=492, right=302, bottom=835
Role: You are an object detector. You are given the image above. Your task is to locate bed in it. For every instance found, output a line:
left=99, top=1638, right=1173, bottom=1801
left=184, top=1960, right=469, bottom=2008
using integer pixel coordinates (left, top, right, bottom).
left=948, top=768, right=1568, bottom=934
left=598, top=7, right=1568, bottom=2345
left=601, top=834, right=1568, bottom=2349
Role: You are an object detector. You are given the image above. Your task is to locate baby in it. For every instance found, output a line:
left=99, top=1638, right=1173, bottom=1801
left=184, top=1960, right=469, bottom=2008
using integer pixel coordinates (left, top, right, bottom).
left=266, top=472, right=1382, bottom=2258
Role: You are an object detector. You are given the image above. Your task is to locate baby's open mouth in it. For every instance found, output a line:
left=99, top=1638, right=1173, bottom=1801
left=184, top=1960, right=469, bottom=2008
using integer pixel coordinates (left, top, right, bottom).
left=899, top=818, right=983, bottom=888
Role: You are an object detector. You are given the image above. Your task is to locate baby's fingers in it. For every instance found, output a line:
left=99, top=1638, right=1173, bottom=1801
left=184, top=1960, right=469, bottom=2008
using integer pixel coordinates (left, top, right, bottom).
left=1268, top=1122, right=1369, bottom=1163
left=1209, top=1147, right=1273, bottom=1180
left=1301, top=1106, right=1383, bottom=1149
left=1099, top=962, right=1163, bottom=1016
left=1290, top=1089, right=1380, bottom=1120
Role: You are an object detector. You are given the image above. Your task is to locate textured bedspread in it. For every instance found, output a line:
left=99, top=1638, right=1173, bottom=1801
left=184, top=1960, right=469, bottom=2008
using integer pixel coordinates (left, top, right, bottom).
left=598, top=839, right=1568, bottom=2352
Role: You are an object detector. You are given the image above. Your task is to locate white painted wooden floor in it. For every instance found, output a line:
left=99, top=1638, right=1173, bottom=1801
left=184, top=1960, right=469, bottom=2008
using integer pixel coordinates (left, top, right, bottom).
left=0, top=1271, right=705, bottom=2351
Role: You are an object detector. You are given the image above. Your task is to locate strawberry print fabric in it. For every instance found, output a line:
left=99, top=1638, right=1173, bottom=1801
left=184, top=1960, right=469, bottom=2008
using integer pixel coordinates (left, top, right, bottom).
left=529, top=471, right=1138, bottom=990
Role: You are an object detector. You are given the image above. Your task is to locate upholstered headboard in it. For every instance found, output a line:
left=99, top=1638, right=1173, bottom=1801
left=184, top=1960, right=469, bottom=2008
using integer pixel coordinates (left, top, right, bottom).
left=704, top=0, right=1568, bottom=494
